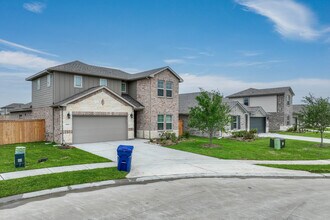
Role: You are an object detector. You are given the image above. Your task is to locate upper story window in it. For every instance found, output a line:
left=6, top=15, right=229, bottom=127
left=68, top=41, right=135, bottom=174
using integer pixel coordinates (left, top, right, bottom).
left=287, top=95, right=291, bottom=105
left=74, top=75, right=83, bottom=88
left=37, top=79, right=41, bottom=90
left=231, top=115, right=241, bottom=130
left=166, top=81, right=173, bottom=98
left=243, top=97, right=249, bottom=106
left=47, top=74, right=52, bottom=87
left=121, top=82, right=127, bottom=93
left=100, top=78, right=108, bottom=87
left=157, top=80, right=164, bottom=97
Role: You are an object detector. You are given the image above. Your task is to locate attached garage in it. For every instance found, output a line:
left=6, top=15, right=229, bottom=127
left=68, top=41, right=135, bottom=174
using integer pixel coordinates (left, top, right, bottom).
left=250, top=117, right=266, bottom=133
left=73, top=116, right=128, bottom=144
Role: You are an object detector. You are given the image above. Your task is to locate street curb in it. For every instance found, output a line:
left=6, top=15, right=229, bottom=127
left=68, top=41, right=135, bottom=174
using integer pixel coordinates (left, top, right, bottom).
left=0, top=173, right=329, bottom=206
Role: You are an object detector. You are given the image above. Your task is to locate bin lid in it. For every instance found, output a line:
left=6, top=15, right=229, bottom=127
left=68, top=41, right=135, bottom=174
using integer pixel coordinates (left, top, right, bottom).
left=117, top=145, right=134, bottom=152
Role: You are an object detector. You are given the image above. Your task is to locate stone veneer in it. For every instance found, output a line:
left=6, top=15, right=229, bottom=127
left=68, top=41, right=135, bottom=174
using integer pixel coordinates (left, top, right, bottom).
left=135, top=69, right=179, bottom=139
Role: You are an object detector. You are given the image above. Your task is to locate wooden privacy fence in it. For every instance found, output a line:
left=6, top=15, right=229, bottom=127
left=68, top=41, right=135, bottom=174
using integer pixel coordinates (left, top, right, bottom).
left=179, top=119, right=183, bottom=136
left=0, top=119, right=45, bottom=145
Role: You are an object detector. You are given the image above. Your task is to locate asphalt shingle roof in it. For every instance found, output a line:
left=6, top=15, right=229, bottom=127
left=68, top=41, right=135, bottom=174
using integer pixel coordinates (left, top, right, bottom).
left=293, top=104, right=305, bottom=114
left=26, top=61, right=183, bottom=82
left=9, top=102, right=32, bottom=112
left=227, top=87, right=294, bottom=98
left=1, top=103, right=25, bottom=109
left=121, top=94, right=144, bottom=109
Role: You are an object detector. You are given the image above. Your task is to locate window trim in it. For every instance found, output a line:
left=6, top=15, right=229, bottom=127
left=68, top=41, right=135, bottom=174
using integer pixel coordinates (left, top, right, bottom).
left=243, top=97, right=249, bottom=106
left=287, top=95, right=291, bottom=105
left=157, top=114, right=165, bottom=130
left=100, top=78, right=108, bottom=87
left=166, top=114, right=173, bottom=130
left=36, top=79, right=41, bottom=90
left=47, top=74, right=52, bottom=87
left=157, top=80, right=165, bottom=97
left=74, top=75, right=83, bottom=88
left=231, top=115, right=240, bottom=130
left=121, top=82, right=127, bottom=93
left=166, top=81, right=173, bottom=98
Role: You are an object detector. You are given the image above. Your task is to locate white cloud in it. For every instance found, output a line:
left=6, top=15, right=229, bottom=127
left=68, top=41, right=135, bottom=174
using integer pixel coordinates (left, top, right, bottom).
left=225, top=60, right=283, bottom=67
left=236, top=0, right=330, bottom=41
left=164, top=59, right=185, bottom=64
left=23, top=2, right=46, bottom=13
left=0, top=51, right=59, bottom=70
left=0, top=38, right=57, bottom=57
left=239, top=50, right=263, bottom=57
left=180, top=73, right=330, bottom=103
left=199, top=52, right=214, bottom=57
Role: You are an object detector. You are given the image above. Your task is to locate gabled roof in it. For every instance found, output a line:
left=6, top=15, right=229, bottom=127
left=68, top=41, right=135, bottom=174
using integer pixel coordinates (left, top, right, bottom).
left=8, top=102, right=32, bottom=113
left=1, top=103, right=25, bottom=109
left=121, top=94, right=144, bottom=110
left=244, top=106, right=267, bottom=117
left=52, top=86, right=143, bottom=110
left=179, top=92, right=248, bottom=114
left=227, top=87, right=294, bottom=98
left=26, top=61, right=183, bottom=82
left=293, top=104, right=305, bottom=115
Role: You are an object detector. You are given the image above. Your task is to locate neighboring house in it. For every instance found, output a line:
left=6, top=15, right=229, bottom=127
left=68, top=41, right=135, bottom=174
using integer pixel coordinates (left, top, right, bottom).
left=179, top=92, right=268, bottom=136
left=9, top=103, right=33, bottom=119
left=1, top=103, right=24, bottom=115
left=15, top=61, right=183, bottom=144
left=292, top=104, right=305, bottom=129
left=227, top=87, right=295, bottom=131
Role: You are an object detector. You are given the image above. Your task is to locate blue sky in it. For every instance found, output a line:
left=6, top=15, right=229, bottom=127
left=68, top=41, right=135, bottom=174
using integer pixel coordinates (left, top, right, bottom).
left=0, top=0, right=329, bottom=106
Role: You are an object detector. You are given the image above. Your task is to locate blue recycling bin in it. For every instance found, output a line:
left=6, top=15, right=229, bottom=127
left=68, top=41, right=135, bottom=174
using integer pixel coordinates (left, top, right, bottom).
left=117, top=145, right=134, bottom=172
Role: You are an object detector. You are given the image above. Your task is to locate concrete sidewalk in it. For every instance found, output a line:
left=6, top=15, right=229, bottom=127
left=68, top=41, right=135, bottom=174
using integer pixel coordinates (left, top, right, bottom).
left=0, top=162, right=116, bottom=181
left=259, top=133, right=330, bottom=144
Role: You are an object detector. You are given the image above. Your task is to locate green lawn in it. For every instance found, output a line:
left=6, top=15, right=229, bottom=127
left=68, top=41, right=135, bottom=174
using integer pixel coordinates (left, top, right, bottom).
left=166, top=137, right=330, bottom=160
left=259, top=164, right=330, bottom=173
left=0, top=167, right=127, bottom=198
left=275, top=131, right=330, bottom=139
left=0, top=142, right=110, bottom=173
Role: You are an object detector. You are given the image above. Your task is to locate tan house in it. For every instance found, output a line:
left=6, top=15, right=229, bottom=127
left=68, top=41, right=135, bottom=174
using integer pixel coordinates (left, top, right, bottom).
left=11, top=61, right=183, bottom=144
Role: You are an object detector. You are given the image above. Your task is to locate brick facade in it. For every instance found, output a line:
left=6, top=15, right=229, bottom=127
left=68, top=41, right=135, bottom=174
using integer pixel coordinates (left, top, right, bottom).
left=135, top=69, right=180, bottom=139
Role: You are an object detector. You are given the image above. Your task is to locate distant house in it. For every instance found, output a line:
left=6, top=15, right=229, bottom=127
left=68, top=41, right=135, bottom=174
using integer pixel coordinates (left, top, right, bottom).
left=179, top=92, right=268, bottom=136
left=227, top=87, right=295, bottom=131
left=0, top=103, right=25, bottom=115
left=292, top=104, right=305, bottom=129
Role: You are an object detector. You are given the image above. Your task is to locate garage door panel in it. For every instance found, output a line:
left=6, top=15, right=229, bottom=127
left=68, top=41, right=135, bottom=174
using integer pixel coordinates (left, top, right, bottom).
left=73, top=116, right=127, bottom=144
left=250, top=117, right=266, bottom=133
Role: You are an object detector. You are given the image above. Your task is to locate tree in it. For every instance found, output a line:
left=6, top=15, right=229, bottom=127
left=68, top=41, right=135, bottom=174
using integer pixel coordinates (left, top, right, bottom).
left=301, top=94, right=330, bottom=147
left=188, top=89, right=231, bottom=146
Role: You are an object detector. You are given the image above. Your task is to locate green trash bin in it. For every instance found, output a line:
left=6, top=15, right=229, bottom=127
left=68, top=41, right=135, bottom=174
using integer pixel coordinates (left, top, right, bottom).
left=15, top=146, right=26, bottom=168
left=274, top=138, right=281, bottom=150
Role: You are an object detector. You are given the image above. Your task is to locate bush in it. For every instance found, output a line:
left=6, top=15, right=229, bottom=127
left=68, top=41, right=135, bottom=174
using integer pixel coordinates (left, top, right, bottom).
left=287, top=127, right=296, bottom=132
left=182, top=131, right=190, bottom=139
left=231, top=130, right=256, bottom=140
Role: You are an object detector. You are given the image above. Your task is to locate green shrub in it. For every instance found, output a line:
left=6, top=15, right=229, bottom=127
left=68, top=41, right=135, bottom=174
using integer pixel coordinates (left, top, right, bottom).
left=287, top=127, right=296, bottom=132
left=232, top=130, right=256, bottom=140
left=182, top=131, right=190, bottom=139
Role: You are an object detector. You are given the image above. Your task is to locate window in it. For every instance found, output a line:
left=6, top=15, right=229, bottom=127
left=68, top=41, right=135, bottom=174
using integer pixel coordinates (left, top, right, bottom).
left=166, top=81, right=173, bottom=97
left=231, top=115, right=241, bottom=130
left=166, top=115, right=173, bottom=130
left=287, top=95, right=291, bottom=105
left=243, top=97, right=249, bottom=106
left=157, top=80, right=164, bottom=96
left=157, top=114, right=164, bottom=130
left=287, top=115, right=290, bottom=125
left=74, top=75, right=83, bottom=88
left=47, top=74, right=52, bottom=87
left=37, top=79, right=41, bottom=90
left=100, top=78, right=108, bottom=87
left=121, top=82, right=127, bottom=93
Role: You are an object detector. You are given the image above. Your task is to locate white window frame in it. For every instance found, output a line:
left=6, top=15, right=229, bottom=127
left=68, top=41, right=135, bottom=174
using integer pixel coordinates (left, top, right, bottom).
left=37, top=78, right=41, bottom=90
left=287, top=95, right=291, bottom=105
left=74, top=75, right=83, bottom=88
left=121, top=82, right=127, bottom=93
left=47, top=74, right=52, bottom=87
left=166, top=81, right=173, bottom=98
left=166, top=115, right=173, bottom=130
left=157, top=114, right=165, bottom=130
left=157, top=80, right=165, bottom=97
left=100, top=78, right=108, bottom=87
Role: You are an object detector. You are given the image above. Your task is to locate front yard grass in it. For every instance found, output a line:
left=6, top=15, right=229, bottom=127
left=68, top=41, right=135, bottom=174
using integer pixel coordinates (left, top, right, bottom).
left=275, top=131, right=330, bottom=139
left=259, top=164, right=330, bottom=173
left=0, top=167, right=127, bottom=198
left=0, top=142, right=110, bottom=173
left=166, top=137, right=330, bottom=160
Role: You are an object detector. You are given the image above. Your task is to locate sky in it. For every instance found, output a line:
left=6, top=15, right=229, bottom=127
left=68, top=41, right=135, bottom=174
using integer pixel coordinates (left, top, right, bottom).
left=0, top=0, right=329, bottom=107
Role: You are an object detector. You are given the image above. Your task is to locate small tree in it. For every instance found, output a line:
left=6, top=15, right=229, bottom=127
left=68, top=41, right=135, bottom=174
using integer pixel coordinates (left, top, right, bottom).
left=188, top=89, right=231, bottom=146
left=301, top=94, right=330, bottom=147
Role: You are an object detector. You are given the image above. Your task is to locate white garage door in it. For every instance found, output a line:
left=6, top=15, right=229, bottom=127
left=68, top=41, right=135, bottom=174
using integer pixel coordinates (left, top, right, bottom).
left=73, top=116, right=127, bottom=144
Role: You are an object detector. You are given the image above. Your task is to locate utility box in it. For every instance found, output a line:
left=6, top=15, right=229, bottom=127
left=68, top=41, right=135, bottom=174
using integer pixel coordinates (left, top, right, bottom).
left=274, top=138, right=281, bottom=150
left=14, top=146, right=26, bottom=168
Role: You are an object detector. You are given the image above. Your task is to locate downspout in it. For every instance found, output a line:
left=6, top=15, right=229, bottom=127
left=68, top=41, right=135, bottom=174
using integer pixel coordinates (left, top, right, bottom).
left=61, top=106, right=64, bottom=145
left=149, top=77, right=151, bottom=139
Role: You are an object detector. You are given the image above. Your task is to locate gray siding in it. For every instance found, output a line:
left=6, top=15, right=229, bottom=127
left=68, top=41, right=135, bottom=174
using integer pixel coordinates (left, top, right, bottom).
left=53, top=71, right=122, bottom=103
left=32, top=74, right=53, bottom=108
left=128, top=81, right=137, bottom=99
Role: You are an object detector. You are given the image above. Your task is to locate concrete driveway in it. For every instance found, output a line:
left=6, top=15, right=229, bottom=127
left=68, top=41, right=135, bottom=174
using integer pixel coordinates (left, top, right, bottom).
left=74, top=139, right=319, bottom=178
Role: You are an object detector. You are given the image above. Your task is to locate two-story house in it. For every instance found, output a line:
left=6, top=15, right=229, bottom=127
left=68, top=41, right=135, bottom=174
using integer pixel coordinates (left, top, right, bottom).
left=14, top=61, right=183, bottom=144
left=227, top=87, right=294, bottom=131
